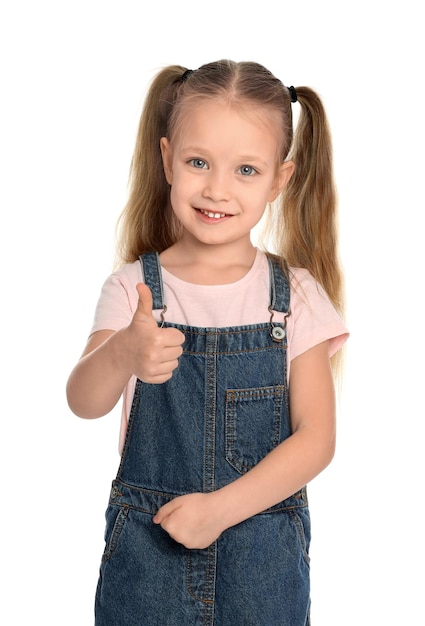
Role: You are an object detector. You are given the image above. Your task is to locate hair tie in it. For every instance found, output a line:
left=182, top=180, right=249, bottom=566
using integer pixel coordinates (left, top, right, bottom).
left=181, top=69, right=194, bottom=81
left=173, top=69, right=194, bottom=85
left=288, top=86, right=298, bottom=103
left=181, top=70, right=194, bottom=82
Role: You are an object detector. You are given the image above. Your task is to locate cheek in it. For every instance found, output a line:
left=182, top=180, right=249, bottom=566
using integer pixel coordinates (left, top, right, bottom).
left=172, top=171, right=197, bottom=198
left=169, top=179, right=190, bottom=212
left=248, top=180, right=275, bottom=202
left=169, top=184, right=179, bottom=207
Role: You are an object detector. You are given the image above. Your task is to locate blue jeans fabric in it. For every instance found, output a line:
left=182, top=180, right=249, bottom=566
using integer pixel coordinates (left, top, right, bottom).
left=95, top=253, right=311, bottom=625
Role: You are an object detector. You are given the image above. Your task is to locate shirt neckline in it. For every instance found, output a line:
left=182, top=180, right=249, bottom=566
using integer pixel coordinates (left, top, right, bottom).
left=160, top=248, right=263, bottom=290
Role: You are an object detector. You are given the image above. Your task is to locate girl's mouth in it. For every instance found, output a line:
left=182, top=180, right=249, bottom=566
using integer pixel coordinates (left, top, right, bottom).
left=198, top=208, right=229, bottom=219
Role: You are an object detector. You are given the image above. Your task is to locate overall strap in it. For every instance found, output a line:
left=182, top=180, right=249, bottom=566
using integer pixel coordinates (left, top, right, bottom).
left=140, top=251, right=290, bottom=317
left=267, top=255, right=290, bottom=314
left=139, top=252, right=165, bottom=310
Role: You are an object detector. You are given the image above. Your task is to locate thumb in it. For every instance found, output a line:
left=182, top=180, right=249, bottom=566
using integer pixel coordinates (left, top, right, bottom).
left=135, top=282, right=155, bottom=320
left=153, top=499, right=176, bottom=524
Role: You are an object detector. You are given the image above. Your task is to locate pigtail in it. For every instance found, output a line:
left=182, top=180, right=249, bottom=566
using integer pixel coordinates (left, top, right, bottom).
left=276, top=87, right=344, bottom=316
left=115, top=65, right=187, bottom=265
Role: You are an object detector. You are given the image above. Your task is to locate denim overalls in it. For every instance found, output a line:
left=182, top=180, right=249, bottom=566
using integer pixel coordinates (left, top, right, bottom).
left=95, top=252, right=311, bottom=625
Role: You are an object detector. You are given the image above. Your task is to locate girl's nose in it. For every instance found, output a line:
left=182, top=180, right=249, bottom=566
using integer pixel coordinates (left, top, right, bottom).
left=201, top=171, right=232, bottom=202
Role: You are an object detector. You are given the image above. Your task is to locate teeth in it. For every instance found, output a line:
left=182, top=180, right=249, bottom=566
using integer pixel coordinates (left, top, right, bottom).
left=200, top=209, right=226, bottom=218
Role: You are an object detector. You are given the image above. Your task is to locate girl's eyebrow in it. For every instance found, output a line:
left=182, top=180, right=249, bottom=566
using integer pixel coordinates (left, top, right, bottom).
left=237, top=155, right=270, bottom=167
left=180, top=145, right=209, bottom=154
left=181, top=146, right=270, bottom=167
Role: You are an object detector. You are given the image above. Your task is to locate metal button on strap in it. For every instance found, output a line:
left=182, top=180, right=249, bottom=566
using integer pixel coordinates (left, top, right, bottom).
left=270, top=326, right=286, bottom=342
left=110, top=485, right=119, bottom=500
left=268, top=305, right=288, bottom=343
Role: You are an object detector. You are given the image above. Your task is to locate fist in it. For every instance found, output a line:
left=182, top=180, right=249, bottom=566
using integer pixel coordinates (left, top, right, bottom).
left=153, top=492, right=225, bottom=549
left=127, top=283, right=185, bottom=384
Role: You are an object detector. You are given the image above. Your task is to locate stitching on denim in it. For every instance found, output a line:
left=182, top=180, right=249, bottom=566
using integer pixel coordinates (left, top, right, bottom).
left=267, top=254, right=291, bottom=313
left=204, top=331, right=217, bottom=493
left=110, top=479, right=193, bottom=514
left=186, top=546, right=216, bottom=605
left=113, top=478, right=180, bottom=498
left=288, top=509, right=311, bottom=564
left=102, top=506, right=129, bottom=562
left=174, top=326, right=277, bottom=336
left=116, top=379, right=142, bottom=479
left=185, top=346, right=287, bottom=356
left=153, top=251, right=166, bottom=310
left=269, top=253, right=277, bottom=310
left=225, top=385, right=286, bottom=474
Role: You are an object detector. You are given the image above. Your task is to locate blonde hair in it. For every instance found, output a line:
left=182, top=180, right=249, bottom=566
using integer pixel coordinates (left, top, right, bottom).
left=116, top=60, right=344, bottom=338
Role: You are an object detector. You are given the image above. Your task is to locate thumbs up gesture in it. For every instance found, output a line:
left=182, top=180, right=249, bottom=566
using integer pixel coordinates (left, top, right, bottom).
left=126, top=283, right=185, bottom=384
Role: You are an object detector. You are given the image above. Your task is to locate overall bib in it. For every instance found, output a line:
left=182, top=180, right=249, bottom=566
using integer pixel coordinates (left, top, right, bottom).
left=95, top=253, right=311, bottom=626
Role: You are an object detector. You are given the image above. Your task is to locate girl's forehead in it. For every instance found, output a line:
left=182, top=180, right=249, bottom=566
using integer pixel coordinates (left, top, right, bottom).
left=172, top=97, right=283, bottom=144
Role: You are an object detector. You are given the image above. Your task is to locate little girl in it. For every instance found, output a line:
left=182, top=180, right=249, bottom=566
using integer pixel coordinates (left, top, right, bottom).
left=67, top=60, right=348, bottom=625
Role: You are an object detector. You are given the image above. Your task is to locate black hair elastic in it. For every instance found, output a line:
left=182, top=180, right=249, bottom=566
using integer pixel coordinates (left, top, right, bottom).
left=181, top=69, right=194, bottom=81
left=173, top=69, right=194, bottom=85
left=288, top=86, right=298, bottom=103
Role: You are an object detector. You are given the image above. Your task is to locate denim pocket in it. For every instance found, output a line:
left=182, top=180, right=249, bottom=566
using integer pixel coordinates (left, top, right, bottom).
left=225, top=385, right=286, bottom=474
left=288, top=508, right=311, bottom=565
left=101, top=505, right=129, bottom=563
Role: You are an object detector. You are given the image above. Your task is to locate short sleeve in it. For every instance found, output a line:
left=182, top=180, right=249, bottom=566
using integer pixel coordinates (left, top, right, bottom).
left=89, top=261, right=142, bottom=335
left=287, top=268, right=349, bottom=361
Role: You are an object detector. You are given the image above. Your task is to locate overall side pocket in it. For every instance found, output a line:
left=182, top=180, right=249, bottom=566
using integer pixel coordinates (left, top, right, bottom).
left=288, top=508, right=311, bottom=565
left=101, top=504, right=129, bottom=563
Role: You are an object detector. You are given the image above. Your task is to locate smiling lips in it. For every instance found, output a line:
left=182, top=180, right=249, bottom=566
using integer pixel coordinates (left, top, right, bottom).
left=198, top=208, right=229, bottom=219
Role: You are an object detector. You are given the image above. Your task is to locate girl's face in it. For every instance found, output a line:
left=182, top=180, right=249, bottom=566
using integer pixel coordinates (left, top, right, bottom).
left=160, top=99, right=293, bottom=251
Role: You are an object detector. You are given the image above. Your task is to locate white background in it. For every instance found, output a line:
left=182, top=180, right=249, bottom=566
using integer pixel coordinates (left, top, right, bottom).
left=1, top=1, right=423, bottom=624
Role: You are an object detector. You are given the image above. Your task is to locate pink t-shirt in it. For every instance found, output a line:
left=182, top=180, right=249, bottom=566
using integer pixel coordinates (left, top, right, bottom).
left=90, top=250, right=348, bottom=452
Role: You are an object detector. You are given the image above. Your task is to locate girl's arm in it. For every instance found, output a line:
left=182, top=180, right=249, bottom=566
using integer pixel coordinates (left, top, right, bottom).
left=216, top=338, right=336, bottom=519
left=66, top=283, right=185, bottom=419
left=66, top=328, right=133, bottom=419
left=153, top=339, right=336, bottom=548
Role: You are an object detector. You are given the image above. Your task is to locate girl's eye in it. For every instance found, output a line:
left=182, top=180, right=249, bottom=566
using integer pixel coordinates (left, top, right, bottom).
left=190, top=158, right=208, bottom=169
left=239, top=165, right=256, bottom=176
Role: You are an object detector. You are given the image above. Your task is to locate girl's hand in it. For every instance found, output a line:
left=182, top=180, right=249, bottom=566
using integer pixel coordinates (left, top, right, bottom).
left=152, top=492, right=225, bottom=549
left=126, top=283, right=185, bottom=384
left=66, top=282, right=184, bottom=418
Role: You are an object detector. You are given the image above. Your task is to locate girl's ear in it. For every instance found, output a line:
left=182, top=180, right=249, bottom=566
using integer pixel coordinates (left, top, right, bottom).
left=160, top=137, right=173, bottom=185
left=269, top=160, right=294, bottom=202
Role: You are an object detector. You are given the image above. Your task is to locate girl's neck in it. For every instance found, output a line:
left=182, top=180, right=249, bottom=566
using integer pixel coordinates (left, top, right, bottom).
left=160, top=239, right=257, bottom=285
